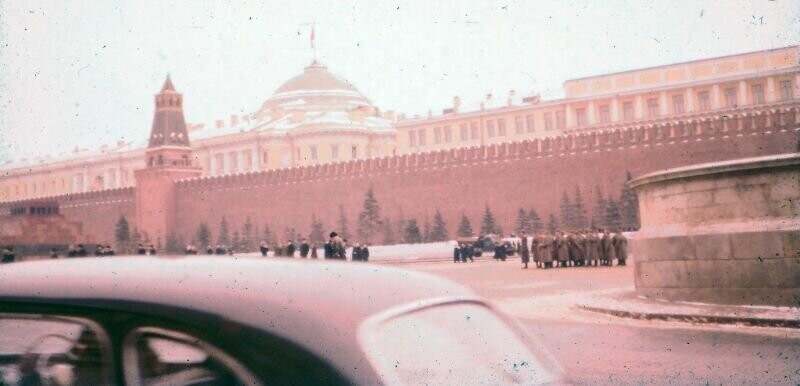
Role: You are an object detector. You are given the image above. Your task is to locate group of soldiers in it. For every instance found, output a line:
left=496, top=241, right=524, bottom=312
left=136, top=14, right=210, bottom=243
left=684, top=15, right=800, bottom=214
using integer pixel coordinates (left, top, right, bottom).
left=453, top=244, right=477, bottom=263
left=519, top=229, right=628, bottom=269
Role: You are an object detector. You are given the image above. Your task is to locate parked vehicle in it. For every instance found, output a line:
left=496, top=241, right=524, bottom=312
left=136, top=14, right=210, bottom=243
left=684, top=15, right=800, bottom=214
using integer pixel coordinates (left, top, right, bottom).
left=0, top=257, right=560, bottom=385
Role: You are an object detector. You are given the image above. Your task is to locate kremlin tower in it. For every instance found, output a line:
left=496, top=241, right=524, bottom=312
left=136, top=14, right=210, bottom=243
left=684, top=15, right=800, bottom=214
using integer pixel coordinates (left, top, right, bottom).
left=134, top=76, right=202, bottom=246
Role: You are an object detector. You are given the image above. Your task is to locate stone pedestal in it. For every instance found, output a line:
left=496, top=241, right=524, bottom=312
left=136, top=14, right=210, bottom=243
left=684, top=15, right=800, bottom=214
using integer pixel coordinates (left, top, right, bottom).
left=629, top=153, right=800, bottom=307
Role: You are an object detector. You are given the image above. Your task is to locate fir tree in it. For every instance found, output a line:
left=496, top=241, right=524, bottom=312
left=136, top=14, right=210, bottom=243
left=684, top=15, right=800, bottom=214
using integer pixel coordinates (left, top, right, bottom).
left=573, top=186, right=589, bottom=230
left=396, top=217, right=407, bottom=244
left=165, top=232, right=182, bottom=254
left=284, top=227, right=297, bottom=243
left=422, top=213, right=431, bottom=242
left=114, top=215, right=130, bottom=253
left=308, top=214, right=326, bottom=245
left=404, top=219, right=422, bottom=243
left=547, top=214, right=559, bottom=233
left=241, top=217, right=254, bottom=251
left=217, top=216, right=230, bottom=246
left=337, top=205, right=350, bottom=241
left=196, top=222, right=211, bottom=248
left=605, top=196, right=623, bottom=231
left=480, top=205, right=500, bottom=235
left=591, top=185, right=607, bottom=231
left=559, top=191, right=575, bottom=230
left=619, top=171, right=640, bottom=230
left=430, top=210, right=449, bottom=241
left=262, top=225, right=275, bottom=246
left=231, top=231, right=242, bottom=251
left=528, top=209, right=543, bottom=233
left=357, top=187, right=382, bottom=243
left=382, top=217, right=396, bottom=245
left=457, top=214, right=474, bottom=237
left=515, top=208, right=531, bottom=235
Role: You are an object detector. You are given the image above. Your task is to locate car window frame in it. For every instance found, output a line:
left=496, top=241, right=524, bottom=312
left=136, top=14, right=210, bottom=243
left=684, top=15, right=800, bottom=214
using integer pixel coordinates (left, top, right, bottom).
left=0, top=311, right=117, bottom=385
left=122, top=325, right=262, bottom=386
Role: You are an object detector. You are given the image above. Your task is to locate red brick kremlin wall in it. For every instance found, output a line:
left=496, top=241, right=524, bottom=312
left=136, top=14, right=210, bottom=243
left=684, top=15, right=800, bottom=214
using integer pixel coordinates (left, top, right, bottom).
left=1, top=106, right=797, bottom=247
left=173, top=106, right=798, bottom=245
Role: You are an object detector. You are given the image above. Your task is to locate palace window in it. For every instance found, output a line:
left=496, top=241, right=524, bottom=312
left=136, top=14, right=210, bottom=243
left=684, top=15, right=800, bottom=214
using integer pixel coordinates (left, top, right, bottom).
left=418, top=129, right=427, bottom=146
left=487, top=120, right=496, bottom=137
left=599, top=105, right=610, bottom=124
left=525, top=114, right=535, bottom=132
left=622, top=101, right=634, bottom=121
left=310, top=146, right=318, bottom=160
left=779, top=80, right=792, bottom=101
left=262, top=151, right=269, bottom=165
left=459, top=123, right=468, bottom=141
left=497, top=118, right=506, bottom=136
left=228, top=152, right=238, bottom=172
left=698, top=91, right=710, bottom=110
left=724, top=87, right=737, bottom=108
left=444, top=126, right=452, bottom=142
left=351, top=146, right=357, bottom=159
left=214, top=154, right=225, bottom=174
left=555, top=111, right=565, bottom=129
left=646, top=98, right=659, bottom=118
left=434, top=127, right=442, bottom=144
left=470, top=122, right=479, bottom=139
left=575, top=108, right=587, bottom=127
left=331, top=145, right=339, bottom=159
left=751, top=84, right=764, bottom=104
left=514, top=116, right=524, bottom=134
left=672, top=94, right=684, bottom=114
left=408, top=131, right=417, bottom=146
left=544, top=112, right=554, bottom=131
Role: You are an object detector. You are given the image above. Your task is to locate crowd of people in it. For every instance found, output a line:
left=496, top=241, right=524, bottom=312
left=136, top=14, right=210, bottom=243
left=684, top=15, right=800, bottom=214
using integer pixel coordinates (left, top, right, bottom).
left=517, top=229, right=628, bottom=269
left=177, top=232, right=371, bottom=261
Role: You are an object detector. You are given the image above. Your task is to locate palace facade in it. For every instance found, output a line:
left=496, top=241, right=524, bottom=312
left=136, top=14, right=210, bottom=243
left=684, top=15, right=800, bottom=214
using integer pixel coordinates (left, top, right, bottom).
left=0, top=46, right=798, bottom=203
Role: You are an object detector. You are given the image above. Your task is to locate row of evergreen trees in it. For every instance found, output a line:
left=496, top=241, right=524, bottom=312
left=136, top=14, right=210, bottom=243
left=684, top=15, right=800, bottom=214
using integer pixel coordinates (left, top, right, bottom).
left=114, top=173, right=639, bottom=251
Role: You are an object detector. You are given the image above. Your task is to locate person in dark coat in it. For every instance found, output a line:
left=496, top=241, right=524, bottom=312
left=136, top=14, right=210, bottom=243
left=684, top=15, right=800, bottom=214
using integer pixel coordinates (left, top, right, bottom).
left=299, top=239, right=310, bottom=258
left=147, top=244, right=157, bottom=256
left=454, top=244, right=462, bottom=263
left=136, top=244, right=146, bottom=255
left=286, top=241, right=296, bottom=258
left=601, top=229, right=616, bottom=266
left=538, top=232, right=553, bottom=269
left=613, top=230, right=628, bottom=266
left=531, top=236, right=541, bottom=268
left=1, top=247, right=15, bottom=263
left=555, top=233, right=569, bottom=267
left=104, top=245, right=115, bottom=256
left=206, top=245, right=214, bottom=255
left=567, top=232, right=584, bottom=267
left=215, top=245, right=226, bottom=255
left=361, top=244, right=370, bottom=262
left=94, top=245, right=105, bottom=256
left=324, top=241, right=333, bottom=259
left=259, top=241, right=269, bottom=257
left=351, top=245, right=362, bottom=261
left=520, top=233, right=530, bottom=269
left=76, top=244, right=88, bottom=257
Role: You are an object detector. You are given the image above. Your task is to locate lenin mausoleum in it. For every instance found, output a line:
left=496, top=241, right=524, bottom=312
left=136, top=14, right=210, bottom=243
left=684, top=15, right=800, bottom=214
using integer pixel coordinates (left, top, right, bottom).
left=0, top=46, right=798, bottom=251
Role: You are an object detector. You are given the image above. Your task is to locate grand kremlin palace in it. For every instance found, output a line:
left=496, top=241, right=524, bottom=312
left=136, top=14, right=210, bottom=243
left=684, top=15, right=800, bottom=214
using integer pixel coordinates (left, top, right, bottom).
left=1, top=46, right=798, bottom=203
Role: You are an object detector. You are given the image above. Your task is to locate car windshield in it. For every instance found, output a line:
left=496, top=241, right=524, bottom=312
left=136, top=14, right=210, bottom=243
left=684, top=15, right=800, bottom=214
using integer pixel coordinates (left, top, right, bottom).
left=363, top=302, right=555, bottom=385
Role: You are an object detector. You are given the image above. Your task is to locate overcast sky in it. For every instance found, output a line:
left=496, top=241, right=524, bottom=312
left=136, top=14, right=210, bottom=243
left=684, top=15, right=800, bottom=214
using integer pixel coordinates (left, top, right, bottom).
left=1, top=0, right=797, bottom=162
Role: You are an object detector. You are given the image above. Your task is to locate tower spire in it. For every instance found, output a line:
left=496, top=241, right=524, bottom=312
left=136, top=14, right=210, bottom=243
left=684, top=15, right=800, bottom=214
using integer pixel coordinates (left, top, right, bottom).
left=310, top=23, right=317, bottom=64
left=149, top=75, right=189, bottom=149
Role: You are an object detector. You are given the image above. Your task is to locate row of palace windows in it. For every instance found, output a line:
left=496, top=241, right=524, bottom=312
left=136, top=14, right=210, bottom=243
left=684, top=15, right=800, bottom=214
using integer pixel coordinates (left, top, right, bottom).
left=10, top=206, right=59, bottom=216
left=407, top=112, right=564, bottom=147
left=570, top=80, right=793, bottom=127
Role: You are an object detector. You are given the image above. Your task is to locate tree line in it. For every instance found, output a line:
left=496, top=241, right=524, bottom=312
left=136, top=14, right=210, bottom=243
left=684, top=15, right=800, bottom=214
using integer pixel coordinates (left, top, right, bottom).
left=113, top=172, right=639, bottom=252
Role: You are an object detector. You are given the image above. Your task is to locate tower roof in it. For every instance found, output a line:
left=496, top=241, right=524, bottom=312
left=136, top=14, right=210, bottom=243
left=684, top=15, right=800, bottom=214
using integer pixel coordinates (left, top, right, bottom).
left=161, top=75, right=176, bottom=92
left=149, top=76, right=190, bottom=148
